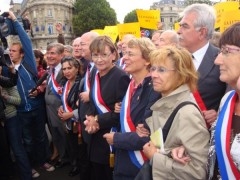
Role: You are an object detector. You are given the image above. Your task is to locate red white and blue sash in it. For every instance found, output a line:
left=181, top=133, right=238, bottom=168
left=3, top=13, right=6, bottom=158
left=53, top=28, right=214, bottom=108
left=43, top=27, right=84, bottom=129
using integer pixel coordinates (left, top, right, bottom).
left=92, top=72, right=116, bottom=152
left=215, top=90, right=240, bottom=179
left=61, top=80, right=73, bottom=114
left=120, top=80, right=147, bottom=168
left=50, top=73, right=62, bottom=99
left=92, top=72, right=111, bottom=114
left=83, top=68, right=91, bottom=92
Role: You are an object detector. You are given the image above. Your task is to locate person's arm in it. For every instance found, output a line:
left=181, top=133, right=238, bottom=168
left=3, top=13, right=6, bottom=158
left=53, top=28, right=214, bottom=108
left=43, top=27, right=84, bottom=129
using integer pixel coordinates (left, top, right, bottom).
left=150, top=106, right=209, bottom=179
left=1, top=86, right=21, bottom=106
left=56, top=23, right=65, bottom=45
left=8, top=11, right=37, bottom=74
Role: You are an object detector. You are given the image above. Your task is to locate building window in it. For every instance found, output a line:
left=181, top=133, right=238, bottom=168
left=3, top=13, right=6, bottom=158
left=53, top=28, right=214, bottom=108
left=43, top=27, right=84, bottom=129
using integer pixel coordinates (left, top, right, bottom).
left=170, top=17, right=173, bottom=23
left=47, top=9, right=52, bottom=17
left=48, top=24, right=53, bottom=34
left=33, top=10, right=36, bottom=18
left=170, top=7, right=172, bottom=11
left=161, top=17, right=164, bottom=22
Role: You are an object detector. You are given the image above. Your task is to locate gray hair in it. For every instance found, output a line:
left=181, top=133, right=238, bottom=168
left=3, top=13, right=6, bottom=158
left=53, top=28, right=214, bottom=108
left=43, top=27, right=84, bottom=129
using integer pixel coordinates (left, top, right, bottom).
left=64, top=45, right=73, bottom=53
left=180, top=3, right=216, bottom=40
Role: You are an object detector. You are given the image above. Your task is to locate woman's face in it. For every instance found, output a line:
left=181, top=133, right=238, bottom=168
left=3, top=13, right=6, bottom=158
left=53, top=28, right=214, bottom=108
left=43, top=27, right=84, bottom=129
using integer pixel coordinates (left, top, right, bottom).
left=215, top=44, right=240, bottom=88
left=62, top=61, right=78, bottom=81
left=150, top=58, right=177, bottom=96
left=92, top=46, right=116, bottom=76
left=123, top=47, right=149, bottom=75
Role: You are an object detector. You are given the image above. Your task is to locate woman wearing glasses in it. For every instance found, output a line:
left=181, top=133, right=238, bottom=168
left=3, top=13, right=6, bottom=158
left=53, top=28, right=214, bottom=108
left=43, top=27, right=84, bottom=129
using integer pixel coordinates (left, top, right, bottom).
left=137, top=46, right=209, bottom=179
left=103, top=37, right=160, bottom=180
left=84, top=36, right=130, bottom=180
left=172, top=22, right=240, bottom=179
left=57, top=57, right=83, bottom=177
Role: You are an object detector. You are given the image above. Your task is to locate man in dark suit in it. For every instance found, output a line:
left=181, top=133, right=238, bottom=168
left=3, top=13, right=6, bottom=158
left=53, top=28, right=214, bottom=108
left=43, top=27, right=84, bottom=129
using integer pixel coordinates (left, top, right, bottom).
left=177, top=3, right=226, bottom=126
left=44, top=43, right=67, bottom=167
left=77, top=31, right=99, bottom=180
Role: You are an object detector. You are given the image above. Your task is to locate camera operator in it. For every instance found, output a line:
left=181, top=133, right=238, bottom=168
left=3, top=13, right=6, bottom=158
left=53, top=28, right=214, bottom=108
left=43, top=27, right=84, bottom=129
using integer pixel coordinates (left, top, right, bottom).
left=0, top=56, right=18, bottom=179
left=4, top=11, right=54, bottom=179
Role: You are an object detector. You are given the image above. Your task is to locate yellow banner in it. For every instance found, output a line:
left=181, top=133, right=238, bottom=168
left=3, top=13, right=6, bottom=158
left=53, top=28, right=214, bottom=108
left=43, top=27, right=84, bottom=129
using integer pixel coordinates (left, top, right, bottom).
left=220, top=10, right=240, bottom=33
left=102, top=26, right=119, bottom=43
left=117, top=22, right=141, bottom=40
left=136, top=9, right=160, bottom=30
left=174, top=22, right=180, bottom=31
left=91, top=29, right=104, bottom=35
left=214, top=1, right=239, bottom=29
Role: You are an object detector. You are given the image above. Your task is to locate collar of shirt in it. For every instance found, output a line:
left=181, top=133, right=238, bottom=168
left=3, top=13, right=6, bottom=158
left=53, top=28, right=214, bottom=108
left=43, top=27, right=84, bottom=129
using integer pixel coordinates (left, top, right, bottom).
left=54, top=63, right=62, bottom=79
left=192, top=42, right=209, bottom=70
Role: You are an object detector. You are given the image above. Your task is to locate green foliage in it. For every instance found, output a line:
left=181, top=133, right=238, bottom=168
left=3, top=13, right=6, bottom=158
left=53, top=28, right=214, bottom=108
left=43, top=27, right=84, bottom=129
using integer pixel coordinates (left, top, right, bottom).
left=72, top=0, right=117, bottom=37
left=123, top=9, right=138, bottom=23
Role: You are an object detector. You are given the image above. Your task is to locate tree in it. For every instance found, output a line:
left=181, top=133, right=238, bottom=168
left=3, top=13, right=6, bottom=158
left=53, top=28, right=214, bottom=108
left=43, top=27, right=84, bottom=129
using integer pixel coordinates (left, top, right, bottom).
left=72, top=0, right=117, bottom=37
left=123, top=9, right=138, bottom=23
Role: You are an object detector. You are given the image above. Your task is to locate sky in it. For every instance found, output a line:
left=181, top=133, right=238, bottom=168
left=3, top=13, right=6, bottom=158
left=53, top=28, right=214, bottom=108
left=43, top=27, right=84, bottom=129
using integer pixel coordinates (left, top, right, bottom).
left=1, top=0, right=157, bottom=23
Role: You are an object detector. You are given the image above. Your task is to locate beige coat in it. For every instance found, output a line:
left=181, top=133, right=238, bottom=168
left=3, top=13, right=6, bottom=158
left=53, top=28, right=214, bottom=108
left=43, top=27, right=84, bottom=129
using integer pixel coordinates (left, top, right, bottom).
left=146, top=85, right=209, bottom=180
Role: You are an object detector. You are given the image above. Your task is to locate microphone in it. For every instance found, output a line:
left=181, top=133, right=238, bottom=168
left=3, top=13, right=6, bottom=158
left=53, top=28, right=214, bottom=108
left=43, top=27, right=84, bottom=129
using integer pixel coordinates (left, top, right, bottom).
left=29, top=71, right=49, bottom=94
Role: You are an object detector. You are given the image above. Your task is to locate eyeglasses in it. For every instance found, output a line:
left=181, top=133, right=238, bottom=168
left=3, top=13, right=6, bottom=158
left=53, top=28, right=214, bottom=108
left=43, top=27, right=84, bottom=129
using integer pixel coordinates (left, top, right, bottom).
left=220, top=46, right=240, bottom=55
left=91, top=52, right=112, bottom=60
left=150, top=66, right=175, bottom=74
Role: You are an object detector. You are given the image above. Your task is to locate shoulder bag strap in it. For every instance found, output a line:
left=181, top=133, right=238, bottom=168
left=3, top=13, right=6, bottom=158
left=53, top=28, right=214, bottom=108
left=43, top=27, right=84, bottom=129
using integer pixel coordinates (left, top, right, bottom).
left=162, top=101, right=200, bottom=142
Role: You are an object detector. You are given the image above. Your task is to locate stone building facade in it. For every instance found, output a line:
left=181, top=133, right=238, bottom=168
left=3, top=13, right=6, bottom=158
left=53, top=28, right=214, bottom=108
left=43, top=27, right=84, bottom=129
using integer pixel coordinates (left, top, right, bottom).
left=14, top=0, right=75, bottom=49
left=151, top=0, right=185, bottom=30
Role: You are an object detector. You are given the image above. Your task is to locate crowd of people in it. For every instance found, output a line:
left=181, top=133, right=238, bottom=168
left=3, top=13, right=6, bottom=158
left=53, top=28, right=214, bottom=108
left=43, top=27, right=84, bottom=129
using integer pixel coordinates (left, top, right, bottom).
left=0, top=2, right=240, bottom=180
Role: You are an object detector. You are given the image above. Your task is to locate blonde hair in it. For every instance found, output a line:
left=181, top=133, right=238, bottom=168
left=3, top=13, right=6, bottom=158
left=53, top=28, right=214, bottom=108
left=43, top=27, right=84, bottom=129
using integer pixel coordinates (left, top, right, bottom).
left=150, top=46, right=198, bottom=92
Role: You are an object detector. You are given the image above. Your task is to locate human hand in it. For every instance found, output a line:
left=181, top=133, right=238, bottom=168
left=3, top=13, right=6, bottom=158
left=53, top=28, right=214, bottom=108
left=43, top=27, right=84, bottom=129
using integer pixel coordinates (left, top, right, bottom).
left=143, top=141, right=157, bottom=159
left=114, top=102, right=121, bottom=113
left=55, top=23, right=63, bottom=34
left=8, top=11, right=17, bottom=21
left=202, top=109, right=217, bottom=126
left=84, top=115, right=99, bottom=134
left=136, top=124, right=150, bottom=137
left=79, top=91, right=90, bottom=103
left=103, top=132, right=115, bottom=145
left=171, top=146, right=191, bottom=165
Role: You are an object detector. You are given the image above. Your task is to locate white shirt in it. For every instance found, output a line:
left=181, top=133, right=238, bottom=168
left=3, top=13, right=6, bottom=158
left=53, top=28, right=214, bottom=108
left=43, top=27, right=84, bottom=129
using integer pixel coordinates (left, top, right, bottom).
left=192, top=42, right=209, bottom=70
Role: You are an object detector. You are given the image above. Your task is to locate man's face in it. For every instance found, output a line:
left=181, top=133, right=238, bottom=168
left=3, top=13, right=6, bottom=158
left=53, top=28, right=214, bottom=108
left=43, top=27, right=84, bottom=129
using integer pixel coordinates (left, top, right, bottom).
left=80, top=35, right=91, bottom=60
left=177, top=12, right=202, bottom=53
left=9, top=44, right=23, bottom=64
left=46, top=47, right=64, bottom=67
left=151, top=33, right=161, bottom=48
left=72, top=38, right=82, bottom=59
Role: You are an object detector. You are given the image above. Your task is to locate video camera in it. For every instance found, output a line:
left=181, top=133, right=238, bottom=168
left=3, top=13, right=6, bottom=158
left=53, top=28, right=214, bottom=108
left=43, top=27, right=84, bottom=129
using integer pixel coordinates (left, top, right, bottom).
left=0, top=12, right=31, bottom=39
left=0, top=46, right=12, bottom=67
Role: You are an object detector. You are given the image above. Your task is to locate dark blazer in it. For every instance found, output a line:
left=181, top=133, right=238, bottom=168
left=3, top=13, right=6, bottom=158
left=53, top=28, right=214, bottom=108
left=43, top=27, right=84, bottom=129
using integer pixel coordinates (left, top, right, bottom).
left=88, top=66, right=130, bottom=164
left=197, top=44, right=226, bottom=111
left=78, top=65, right=97, bottom=145
left=45, top=69, right=66, bottom=127
left=113, top=76, right=161, bottom=178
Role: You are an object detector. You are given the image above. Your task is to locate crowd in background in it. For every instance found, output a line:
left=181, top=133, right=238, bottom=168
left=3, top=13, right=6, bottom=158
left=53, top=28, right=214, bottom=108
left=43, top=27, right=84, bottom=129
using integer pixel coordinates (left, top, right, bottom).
left=1, top=3, right=240, bottom=180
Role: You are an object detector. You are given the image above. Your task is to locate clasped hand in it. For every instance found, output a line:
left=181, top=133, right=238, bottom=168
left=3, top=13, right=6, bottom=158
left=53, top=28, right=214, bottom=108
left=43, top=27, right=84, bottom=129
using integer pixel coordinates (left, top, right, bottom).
left=84, top=115, right=99, bottom=134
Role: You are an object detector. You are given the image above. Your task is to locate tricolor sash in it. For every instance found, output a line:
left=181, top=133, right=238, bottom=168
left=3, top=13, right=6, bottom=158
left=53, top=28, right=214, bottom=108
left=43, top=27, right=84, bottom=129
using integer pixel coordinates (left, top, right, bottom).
left=92, top=72, right=111, bottom=114
left=61, top=80, right=73, bottom=113
left=61, top=80, right=76, bottom=130
left=92, top=72, right=116, bottom=152
left=215, top=90, right=240, bottom=179
left=192, top=90, right=210, bottom=128
left=83, top=67, right=91, bottom=92
left=50, top=73, right=62, bottom=99
left=120, top=80, right=147, bottom=168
